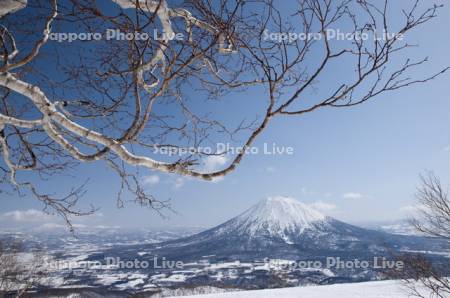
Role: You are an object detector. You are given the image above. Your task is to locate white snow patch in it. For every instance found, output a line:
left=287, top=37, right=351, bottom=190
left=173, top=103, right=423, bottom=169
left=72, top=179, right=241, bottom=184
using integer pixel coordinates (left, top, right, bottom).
left=169, top=280, right=431, bottom=298
left=95, top=273, right=128, bottom=286
left=228, top=196, right=327, bottom=238
left=158, top=274, right=187, bottom=283
left=116, top=278, right=145, bottom=289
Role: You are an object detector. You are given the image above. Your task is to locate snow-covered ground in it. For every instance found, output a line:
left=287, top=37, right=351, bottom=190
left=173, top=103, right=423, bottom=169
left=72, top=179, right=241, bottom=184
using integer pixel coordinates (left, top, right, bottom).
left=171, top=280, right=427, bottom=298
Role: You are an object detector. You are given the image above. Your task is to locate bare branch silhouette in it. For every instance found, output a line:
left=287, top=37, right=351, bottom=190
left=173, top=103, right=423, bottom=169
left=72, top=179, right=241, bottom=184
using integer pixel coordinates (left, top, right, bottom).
left=0, top=0, right=448, bottom=225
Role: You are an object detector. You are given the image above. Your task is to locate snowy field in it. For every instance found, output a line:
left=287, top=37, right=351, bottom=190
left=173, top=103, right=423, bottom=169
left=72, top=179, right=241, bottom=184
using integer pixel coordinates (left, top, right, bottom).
left=172, top=280, right=427, bottom=298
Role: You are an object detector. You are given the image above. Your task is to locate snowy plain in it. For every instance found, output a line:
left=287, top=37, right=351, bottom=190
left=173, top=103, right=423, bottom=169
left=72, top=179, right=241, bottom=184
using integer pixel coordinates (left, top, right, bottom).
left=171, top=280, right=428, bottom=298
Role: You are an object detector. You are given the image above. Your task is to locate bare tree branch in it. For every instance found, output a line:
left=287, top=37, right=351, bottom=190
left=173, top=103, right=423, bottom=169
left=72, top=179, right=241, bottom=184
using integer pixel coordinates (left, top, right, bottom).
left=0, top=0, right=447, bottom=226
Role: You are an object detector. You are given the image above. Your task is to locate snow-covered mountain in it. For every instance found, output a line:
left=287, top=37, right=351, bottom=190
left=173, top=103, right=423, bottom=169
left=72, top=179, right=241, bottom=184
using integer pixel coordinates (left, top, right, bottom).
left=219, top=197, right=328, bottom=241
left=11, top=197, right=448, bottom=292
left=124, top=197, right=447, bottom=262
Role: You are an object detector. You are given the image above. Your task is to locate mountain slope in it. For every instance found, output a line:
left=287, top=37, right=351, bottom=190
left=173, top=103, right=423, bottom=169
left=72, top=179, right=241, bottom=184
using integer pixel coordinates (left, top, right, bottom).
left=217, top=196, right=327, bottom=240
left=106, top=197, right=449, bottom=267
left=92, top=197, right=450, bottom=289
left=131, top=197, right=432, bottom=261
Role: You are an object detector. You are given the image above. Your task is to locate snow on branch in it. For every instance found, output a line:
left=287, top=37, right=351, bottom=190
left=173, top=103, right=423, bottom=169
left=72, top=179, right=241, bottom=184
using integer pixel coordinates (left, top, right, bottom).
left=0, top=0, right=27, bottom=17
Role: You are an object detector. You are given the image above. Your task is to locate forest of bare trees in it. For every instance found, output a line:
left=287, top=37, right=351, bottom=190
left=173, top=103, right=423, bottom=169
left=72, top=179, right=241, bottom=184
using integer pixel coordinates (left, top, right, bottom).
left=0, top=240, right=46, bottom=297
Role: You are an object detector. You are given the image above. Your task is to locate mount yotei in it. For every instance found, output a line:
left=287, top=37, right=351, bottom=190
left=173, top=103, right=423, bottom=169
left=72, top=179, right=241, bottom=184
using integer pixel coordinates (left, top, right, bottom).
left=118, top=197, right=448, bottom=261
left=17, top=197, right=449, bottom=292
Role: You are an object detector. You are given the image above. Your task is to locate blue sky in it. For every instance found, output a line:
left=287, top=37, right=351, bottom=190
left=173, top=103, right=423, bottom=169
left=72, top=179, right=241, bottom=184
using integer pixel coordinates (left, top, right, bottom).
left=1, top=1, right=450, bottom=230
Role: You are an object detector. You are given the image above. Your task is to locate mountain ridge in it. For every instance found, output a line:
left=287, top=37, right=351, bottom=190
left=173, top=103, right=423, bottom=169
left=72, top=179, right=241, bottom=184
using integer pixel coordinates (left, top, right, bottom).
left=226, top=196, right=328, bottom=237
left=130, top=197, right=400, bottom=260
left=103, top=197, right=450, bottom=265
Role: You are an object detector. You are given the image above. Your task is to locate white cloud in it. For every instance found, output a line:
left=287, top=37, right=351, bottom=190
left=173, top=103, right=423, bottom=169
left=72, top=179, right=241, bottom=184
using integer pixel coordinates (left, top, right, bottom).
left=0, top=209, right=53, bottom=222
left=143, top=174, right=160, bottom=185
left=35, top=223, right=118, bottom=231
left=309, top=201, right=337, bottom=213
left=342, top=192, right=365, bottom=200
left=400, top=204, right=426, bottom=215
left=202, top=155, right=228, bottom=182
left=174, top=177, right=185, bottom=189
left=35, top=223, right=66, bottom=231
left=203, top=155, right=227, bottom=172
left=0, top=208, right=107, bottom=231
left=170, top=156, right=228, bottom=187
